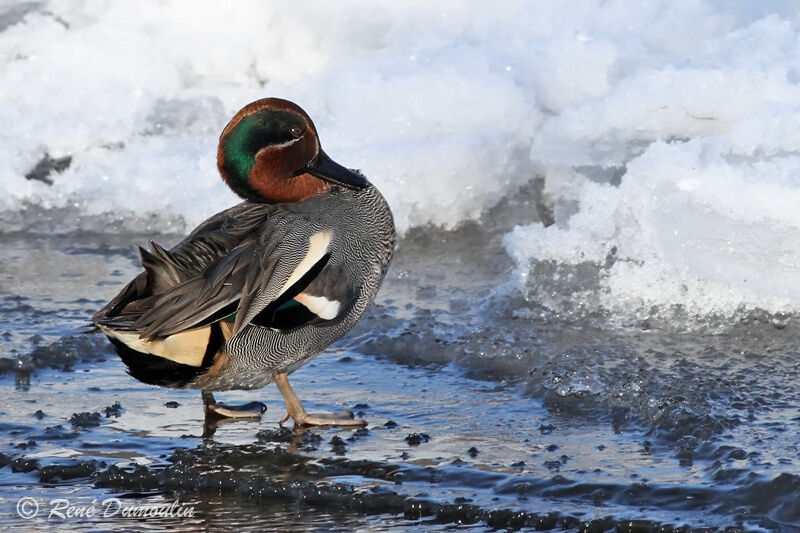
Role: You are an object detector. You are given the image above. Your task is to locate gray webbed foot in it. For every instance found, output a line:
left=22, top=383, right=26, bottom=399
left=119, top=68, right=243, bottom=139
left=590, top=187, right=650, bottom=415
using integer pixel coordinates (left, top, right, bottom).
left=274, top=372, right=367, bottom=427
left=202, top=391, right=266, bottom=419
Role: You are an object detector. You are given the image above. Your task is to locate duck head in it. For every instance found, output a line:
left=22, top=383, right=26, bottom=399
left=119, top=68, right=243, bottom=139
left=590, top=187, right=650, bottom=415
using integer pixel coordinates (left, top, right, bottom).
left=217, top=98, right=368, bottom=203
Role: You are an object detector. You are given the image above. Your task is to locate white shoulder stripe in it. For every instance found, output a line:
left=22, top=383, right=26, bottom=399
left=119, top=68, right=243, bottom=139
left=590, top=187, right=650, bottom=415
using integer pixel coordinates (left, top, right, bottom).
left=233, top=229, right=334, bottom=335
left=276, top=229, right=333, bottom=299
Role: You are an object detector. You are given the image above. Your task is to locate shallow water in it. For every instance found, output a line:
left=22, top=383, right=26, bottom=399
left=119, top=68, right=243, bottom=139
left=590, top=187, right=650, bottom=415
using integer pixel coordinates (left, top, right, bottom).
left=1, top=198, right=800, bottom=531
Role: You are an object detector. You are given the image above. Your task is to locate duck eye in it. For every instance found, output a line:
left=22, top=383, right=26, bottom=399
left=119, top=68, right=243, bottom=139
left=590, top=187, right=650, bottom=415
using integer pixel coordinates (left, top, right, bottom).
left=290, top=127, right=303, bottom=138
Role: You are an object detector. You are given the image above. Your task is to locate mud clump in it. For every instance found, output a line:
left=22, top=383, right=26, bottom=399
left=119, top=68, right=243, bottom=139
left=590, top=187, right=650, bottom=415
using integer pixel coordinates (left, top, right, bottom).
left=299, top=431, right=323, bottom=451
left=28, top=335, right=108, bottom=372
left=103, top=402, right=124, bottom=418
left=329, top=435, right=347, bottom=455
left=256, top=427, right=295, bottom=444
left=350, top=427, right=369, bottom=439
left=40, top=461, right=105, bottom=483
left=11, top=457, right=39, bottom=473
left=34, top=425, right=79, bottom=440
left=405, top=433, right=430, bottom=446
left=70, top=411, right=103, bottom=428
left=543, top=460, right=562, bottom=471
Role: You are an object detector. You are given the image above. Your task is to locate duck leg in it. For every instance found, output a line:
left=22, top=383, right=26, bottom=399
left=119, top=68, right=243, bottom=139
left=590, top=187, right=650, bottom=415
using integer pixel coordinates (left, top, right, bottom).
left=202, top=390, right=267, bottom=419
left=274, top=372, right=366, bottom=427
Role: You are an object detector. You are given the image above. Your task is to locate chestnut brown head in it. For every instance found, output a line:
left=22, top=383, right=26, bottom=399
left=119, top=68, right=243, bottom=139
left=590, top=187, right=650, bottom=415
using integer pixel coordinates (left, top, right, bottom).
left=217, top=98, right=368, bottom=203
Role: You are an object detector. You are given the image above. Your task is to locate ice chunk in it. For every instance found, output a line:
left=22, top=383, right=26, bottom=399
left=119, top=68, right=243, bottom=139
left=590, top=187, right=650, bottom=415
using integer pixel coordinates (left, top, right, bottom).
left=3, top=1, right=800, bottom=323
left=508, top=113, right=800, bottom=321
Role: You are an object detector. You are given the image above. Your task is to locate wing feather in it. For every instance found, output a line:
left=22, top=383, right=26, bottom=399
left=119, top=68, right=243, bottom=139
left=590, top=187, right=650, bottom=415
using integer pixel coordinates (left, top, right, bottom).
left=131, top=217, right=334, bottom=340
left=95, top=202, right=340, bottom=341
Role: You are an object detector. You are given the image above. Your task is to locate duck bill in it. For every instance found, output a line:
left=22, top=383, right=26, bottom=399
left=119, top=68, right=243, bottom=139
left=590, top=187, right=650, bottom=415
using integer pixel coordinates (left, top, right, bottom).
left=305, top=150, right=369, bottom=190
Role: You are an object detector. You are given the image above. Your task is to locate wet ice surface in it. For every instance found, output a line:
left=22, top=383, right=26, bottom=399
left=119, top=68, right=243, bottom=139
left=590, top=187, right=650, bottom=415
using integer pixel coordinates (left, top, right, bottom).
left=1, top=208, right=800, bottom=532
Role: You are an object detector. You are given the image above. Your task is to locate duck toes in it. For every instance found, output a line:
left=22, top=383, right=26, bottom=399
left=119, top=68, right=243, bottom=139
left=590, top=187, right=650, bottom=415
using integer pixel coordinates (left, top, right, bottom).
left=93, top=98, right=395, bottom=428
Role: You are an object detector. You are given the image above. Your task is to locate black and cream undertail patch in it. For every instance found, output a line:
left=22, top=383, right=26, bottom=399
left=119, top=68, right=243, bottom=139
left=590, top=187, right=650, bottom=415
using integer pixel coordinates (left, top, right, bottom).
left=101, top=323, right=225, bottom=388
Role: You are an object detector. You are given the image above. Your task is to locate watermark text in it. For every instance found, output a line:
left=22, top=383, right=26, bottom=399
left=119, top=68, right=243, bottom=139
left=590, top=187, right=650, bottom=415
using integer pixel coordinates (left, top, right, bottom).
left=16, top=496, right=195, bottom=520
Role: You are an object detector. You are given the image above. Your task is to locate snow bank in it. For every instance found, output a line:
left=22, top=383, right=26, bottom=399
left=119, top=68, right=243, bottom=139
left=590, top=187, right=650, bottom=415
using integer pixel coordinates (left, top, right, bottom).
left=504, top=4, right=800, bottom=320
left=3, top=0, right=800, bottom=319
left=0, top=1, right=540, bottom=232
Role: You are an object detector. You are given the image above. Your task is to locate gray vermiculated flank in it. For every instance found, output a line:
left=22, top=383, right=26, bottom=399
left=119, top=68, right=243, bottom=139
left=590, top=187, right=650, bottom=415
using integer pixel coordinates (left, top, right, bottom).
left=220, top=184, right=395, bottom=390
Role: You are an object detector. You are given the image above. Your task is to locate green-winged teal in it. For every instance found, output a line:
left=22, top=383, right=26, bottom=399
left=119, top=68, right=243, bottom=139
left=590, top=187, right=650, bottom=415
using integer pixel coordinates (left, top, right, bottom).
left=94, top=98, right=395, bottom=427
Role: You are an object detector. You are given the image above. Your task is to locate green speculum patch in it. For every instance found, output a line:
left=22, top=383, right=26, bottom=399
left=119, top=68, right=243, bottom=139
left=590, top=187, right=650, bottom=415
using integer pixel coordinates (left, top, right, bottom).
left=220, top=111, right=302, bottom=201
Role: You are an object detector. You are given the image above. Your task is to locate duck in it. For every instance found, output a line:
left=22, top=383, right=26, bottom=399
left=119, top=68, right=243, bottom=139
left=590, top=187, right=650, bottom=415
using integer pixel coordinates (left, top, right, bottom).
left=93, top=98, right=395, bottom=427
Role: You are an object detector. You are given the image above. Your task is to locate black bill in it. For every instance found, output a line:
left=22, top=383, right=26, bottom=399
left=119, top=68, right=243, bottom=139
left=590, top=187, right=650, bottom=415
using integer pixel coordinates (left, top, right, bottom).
left=305, top=149, right=369, bottom=190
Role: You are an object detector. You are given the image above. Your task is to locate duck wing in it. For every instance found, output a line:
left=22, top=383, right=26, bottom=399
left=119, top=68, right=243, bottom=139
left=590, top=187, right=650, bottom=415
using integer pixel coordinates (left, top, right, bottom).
left=130, top=212, right=337, bottom=340
left=95, top=203, right=263, bottom=321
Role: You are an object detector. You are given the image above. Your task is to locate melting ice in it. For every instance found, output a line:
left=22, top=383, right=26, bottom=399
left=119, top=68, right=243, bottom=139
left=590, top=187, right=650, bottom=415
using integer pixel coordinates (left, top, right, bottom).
left=2, top=0, right=800, bottom=322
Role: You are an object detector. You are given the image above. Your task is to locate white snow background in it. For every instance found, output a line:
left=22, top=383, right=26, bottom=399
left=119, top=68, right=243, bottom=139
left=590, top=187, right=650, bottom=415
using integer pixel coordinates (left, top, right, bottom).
left=2, top=0, right=800, bottom=322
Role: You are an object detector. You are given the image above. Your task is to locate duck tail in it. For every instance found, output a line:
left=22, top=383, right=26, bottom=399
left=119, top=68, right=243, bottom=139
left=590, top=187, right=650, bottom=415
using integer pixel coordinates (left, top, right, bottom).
left=78, top=322, right=101, bottom=335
